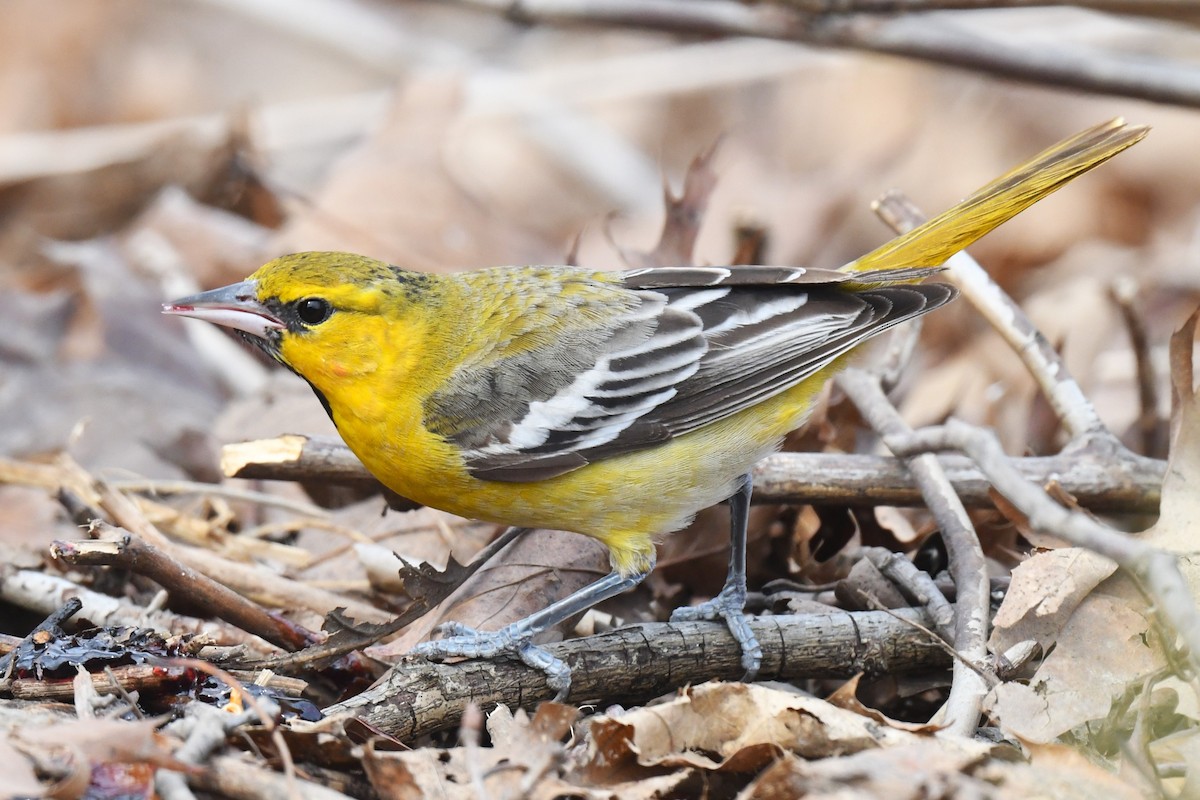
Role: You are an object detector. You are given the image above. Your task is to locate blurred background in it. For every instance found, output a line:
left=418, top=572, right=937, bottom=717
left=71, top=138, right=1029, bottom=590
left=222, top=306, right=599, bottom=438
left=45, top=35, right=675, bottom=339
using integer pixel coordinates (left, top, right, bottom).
left=1, top=0, right=1198, bottom=547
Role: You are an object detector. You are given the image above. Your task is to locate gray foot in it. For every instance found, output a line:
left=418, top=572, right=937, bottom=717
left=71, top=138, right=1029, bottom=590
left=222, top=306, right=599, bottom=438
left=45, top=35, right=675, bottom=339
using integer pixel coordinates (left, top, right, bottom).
left=671, top=585, right=762, bottom=680
left=412, top=621, right=572, bottom=701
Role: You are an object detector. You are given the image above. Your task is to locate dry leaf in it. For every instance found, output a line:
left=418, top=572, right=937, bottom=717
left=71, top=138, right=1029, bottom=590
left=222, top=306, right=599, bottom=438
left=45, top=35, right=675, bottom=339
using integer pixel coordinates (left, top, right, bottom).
left=617, top=141, right=718, bottom=268
left=0, top=737, right=44, bottom=800
left=0, top=128, right=243, bottom=264
left=487, top=701, right=579, bottom=750
left=12, top=717, right=179, bottom=769
left=986, top=594, right=1161, bottom=743
left=1012, top=741, right=1149, bottom=800
left=987, top=310, right=1200, bottom=756
left=743, top=738, right=1144, bottom=800
left=361, top=745, right=441, bottom=800
left=368, top=528, right=610, bottom=658
left=740, top=740, right=993, bottom=800
left=988, top=547, right=1117, bottom=656
left=826, top=675, right=943, bottom=734
left=1135, top=308, right=1200, bottom=583
left=1148, top=725, right=1200, bottom=796
left=363, top=702, right=586, bottom=800
left=586, top=682, right=919, bottom=777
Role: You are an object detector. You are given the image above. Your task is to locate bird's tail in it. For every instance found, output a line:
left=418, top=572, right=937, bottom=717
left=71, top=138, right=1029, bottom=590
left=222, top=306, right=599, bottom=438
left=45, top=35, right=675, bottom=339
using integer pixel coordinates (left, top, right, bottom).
left=843, top=118, right=1148, bottom=275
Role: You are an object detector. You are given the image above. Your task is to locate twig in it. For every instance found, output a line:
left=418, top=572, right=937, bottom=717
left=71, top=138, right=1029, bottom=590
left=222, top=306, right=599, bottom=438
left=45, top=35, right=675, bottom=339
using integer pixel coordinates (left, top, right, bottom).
left=107, top=479, right=330, bottom=519
left=188, top=755, right=356, bottom=800
left=247, top=525, right=529, bottom=673
left=859, top=593, right=987, bottom=683
left=771, top=0, right=1198, bottom=16
left=11, top=663, right=194, bottom=702
left=162, top=657, right=301, bottom=800
left=861, top=548, right=955, bottom=643
left=58, top=482, right=313, bottom=569
left=221, top=435, right=384, bottom=489
left=1109, top=279, right=1169, bottom=458
left=874, top=192, right=1115, bottom=447
left=225, top=434, right=1166, bottom=512
left=158, top=703, right=263, bottom=800
left=51, top=524, right=316, bottom=652
left=888, top=419, right=1200, bottom=676
left=54, top=455, right=392, bottom=625
left=0, top=566, right=270, bottom=650
left=328, top=609, right=951, bottom=741
left=837, top=369, right=991, bottom=738
left=459, top=0, right=1200, bottom=108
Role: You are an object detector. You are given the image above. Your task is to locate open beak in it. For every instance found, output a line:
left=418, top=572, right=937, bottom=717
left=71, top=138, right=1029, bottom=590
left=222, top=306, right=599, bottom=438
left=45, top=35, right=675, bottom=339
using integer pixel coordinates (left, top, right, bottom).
left=162, top=280, right=284, bottom=340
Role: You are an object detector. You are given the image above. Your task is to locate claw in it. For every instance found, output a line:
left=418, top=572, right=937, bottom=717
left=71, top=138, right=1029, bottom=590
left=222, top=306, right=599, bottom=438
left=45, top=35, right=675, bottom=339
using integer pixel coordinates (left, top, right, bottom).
left=671, top=585, right=762, bottom=680
left=669, top=471, right=762, bottom=681
left=411, top=622, right=573, bottom=701
left=407, top=566, right=650, bottom=704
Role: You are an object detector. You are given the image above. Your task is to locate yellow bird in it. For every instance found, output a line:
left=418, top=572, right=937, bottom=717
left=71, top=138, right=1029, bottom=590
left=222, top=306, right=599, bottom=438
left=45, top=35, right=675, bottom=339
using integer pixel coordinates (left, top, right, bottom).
left=164, top=119, right=1144, bottom=699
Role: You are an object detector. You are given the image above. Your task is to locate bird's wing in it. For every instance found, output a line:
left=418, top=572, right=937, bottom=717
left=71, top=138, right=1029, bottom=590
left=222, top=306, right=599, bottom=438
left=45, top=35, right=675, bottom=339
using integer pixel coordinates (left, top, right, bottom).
left=426, top=266, right=954, bottom=482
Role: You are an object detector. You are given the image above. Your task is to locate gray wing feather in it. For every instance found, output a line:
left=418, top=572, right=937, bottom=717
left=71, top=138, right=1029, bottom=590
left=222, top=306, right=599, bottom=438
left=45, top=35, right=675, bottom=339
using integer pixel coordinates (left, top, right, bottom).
left=432, top=266, right=955, bottom=482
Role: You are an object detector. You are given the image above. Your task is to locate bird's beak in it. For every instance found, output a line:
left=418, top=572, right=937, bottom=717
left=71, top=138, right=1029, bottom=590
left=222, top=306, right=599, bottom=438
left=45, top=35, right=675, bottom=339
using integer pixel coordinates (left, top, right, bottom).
left=162, top=280, right=284, bottom=339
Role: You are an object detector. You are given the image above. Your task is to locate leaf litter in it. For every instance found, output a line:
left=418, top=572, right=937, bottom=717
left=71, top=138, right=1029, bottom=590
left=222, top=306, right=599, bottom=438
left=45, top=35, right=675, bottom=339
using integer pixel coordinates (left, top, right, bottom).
left=1, top=4, right=1199, bottom=798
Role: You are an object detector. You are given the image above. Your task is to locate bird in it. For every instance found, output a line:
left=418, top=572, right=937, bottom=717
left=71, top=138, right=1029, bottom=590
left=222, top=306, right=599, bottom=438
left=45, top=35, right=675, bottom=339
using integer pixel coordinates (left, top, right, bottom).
left=164, top=119, right=1145, bottom=700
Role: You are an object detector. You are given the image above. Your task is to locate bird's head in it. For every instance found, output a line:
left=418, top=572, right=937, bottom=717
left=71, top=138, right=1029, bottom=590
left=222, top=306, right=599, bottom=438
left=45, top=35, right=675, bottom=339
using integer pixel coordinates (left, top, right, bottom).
left=163, top=251, right=437, bottom=394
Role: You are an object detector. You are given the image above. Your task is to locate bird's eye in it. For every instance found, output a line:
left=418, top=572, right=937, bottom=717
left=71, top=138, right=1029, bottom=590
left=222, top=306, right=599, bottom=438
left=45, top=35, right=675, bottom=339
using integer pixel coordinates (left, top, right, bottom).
left=295, top=298, right=332, bottom=325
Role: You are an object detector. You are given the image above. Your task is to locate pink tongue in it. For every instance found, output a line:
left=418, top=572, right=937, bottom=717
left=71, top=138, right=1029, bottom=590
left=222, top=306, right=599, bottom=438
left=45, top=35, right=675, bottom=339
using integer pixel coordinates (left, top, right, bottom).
left=161, top=304, right=283, bottom=337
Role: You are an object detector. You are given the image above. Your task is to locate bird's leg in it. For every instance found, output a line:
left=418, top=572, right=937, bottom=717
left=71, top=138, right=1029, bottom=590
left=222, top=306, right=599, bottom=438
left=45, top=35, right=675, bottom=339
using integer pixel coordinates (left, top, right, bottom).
left=411, top=560, right=651, bottom=701
left=669, top=472, right=762, bottom=680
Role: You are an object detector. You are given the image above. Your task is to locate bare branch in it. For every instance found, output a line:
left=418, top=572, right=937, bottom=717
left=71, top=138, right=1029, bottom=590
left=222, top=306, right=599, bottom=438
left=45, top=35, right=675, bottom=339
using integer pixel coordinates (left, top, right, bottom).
left=862, top=547, right=956, bottom=644
left=459, top=0, right=1200, bottom=108
left=0, top=566, right=269, bottom=650
left=327, top=610, right=950, bottom=741
left=225, top=434, right=1165, bottom=512
left=889, top=419, right=1200, bottom=677
left=874, top=192, right=1114, bottom=446
left=189, top=755, right=356, bottom=800
left=1110, top=279, right=1170, bottom=458
left=838, top=369, right=991, bottom=738
left=53, top=454, right=393, bottom=625
left=51, top=525, right=315, bottom=653
left=773, top=0, right=1199, bottom=20
left=222, top=435, right=384, bottom=487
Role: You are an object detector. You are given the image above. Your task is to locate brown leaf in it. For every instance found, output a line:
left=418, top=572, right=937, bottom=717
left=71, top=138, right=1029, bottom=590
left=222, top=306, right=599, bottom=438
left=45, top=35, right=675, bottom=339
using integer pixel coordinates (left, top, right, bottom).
left=986, top=595, right=1161, bottom=743
left=616, top=140, right=720, bottom=269
left=586, top=682, right=920, bottom=776
left=0, top=128, right=244, bottom=265
left=13, top=717, right=179, bottom=769
left=368, top=528, right=610, bottom=658
left=487, top=702, right=578, bottom=775
left=361, top=743, right=434, bottom=800
left=988, top=308, right=1200, bottom=753
left=394, top=553, right=474, bottom=607
left=1013, top=741, right=1148, bottom=800
left=363, top=705, right=586, bottom=800
left=826, top=675, right=943, bottom=734
left=988, top=547, right=1117, bottom=656
left=741, top=743, right=980, bottom=800
left=1145, top=307, right=1200, bottom=563
left=742, top=738, right=1141, bottom=800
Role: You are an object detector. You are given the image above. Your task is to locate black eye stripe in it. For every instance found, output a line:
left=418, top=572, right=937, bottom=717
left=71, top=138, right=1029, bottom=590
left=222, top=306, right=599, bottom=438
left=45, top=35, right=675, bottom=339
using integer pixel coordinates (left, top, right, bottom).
left=295, top=298, right=332, bottom=325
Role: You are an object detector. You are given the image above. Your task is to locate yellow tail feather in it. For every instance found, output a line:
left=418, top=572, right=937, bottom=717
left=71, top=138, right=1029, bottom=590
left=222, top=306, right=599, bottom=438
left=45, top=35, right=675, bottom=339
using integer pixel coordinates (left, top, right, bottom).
left=843, top=118, right=1148, bottom=275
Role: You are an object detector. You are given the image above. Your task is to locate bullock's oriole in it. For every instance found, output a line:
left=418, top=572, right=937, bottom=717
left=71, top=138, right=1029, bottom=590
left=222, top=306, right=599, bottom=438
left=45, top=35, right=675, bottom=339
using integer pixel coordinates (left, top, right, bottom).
left=164, top=119, right=1145, bottom=699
